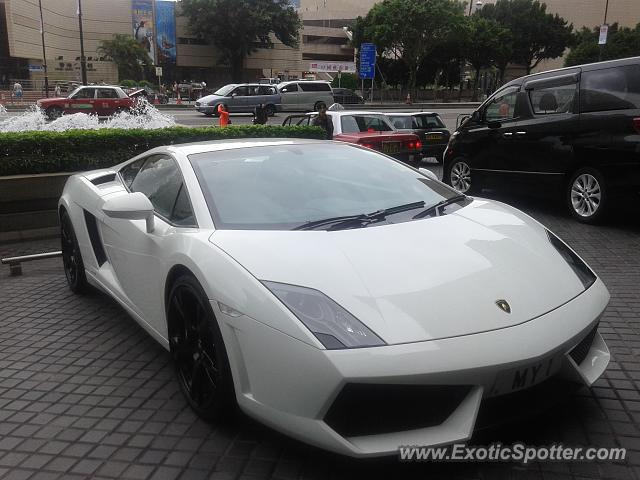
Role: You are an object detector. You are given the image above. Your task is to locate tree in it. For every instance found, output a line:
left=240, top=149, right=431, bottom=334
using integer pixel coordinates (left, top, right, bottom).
left=98, top=34, right=153, bottom=81
left=479, top=0, right=573, bottom=74
left=565, top=23, right=640, bottom=66
left=179, top=0, right=301, bottom=82
left=464, top=16, right=511, bottom=98
left=330, top=73, right=359, bottom=91
left=352, top=0, right=466, bottom=91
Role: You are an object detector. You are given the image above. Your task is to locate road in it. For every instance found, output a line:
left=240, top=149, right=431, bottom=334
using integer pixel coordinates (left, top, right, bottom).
left=1, top=106, right=476, bottom=132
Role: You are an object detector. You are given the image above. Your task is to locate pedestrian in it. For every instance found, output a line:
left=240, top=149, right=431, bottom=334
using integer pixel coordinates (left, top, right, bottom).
left=13, top=81, right=23, bottom=102
left=54, top=84, right=61, bottom=97
left=253, top=103, right=268, bottom=125
left=217, top=103, right=230, bottom=128
left=311, top=102, right=333, bottom=139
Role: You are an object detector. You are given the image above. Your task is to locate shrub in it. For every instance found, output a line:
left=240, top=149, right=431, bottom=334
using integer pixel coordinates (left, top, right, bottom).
left=120, top=79, right=137, bottom=88
left=138, top=80, right=155, bottom=89
left=0, top=125, right=325, bottom=176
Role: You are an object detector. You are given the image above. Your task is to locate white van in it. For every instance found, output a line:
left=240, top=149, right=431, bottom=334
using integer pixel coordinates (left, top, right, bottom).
left=277, top=80, right=334, bottom=112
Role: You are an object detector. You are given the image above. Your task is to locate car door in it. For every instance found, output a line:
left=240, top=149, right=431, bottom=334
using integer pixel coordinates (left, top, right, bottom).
left=67, top=87, right=97, bottom=114
left=245, top=85, right=261, bottom=111
left=100, top=154, right=197, bottom=336
left=229, top=85, right=250, bottom=112
left=279, top=82, right=301, bottom=111
left=510, top=73, right=580, bottom=192
left=95, top=87, right=119, bottom=116
left=468, top=85, right=522, bottom=188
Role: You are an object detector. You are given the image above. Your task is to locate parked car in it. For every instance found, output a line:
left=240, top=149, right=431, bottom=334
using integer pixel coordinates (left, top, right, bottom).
left=195, top=83, right=280, bottom=117
left=37, top=85, right=137, bottom=119
left=332, top=88, right=365, bottom=105
left=444, top=56, right=640, bottom=224
left=385, top=112, right=451, bottom=163
left=283, top=111, right=422, bottom=162
left=58, top=138, right=610, bottom=457
left=278, top=80, right=334, bottom=112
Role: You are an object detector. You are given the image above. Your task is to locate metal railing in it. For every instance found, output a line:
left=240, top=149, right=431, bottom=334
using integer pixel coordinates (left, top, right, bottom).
left=1, top=251, right=62, bottom=276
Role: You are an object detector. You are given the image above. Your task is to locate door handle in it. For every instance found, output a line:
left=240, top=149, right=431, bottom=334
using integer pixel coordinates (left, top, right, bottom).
left=515, top=131, right=527, bottom=136
left=502, top=132, right=513, bottom=138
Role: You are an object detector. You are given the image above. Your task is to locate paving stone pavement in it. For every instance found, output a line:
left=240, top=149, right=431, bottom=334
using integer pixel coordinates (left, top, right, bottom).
left=1, top=166, right=640, bottom=479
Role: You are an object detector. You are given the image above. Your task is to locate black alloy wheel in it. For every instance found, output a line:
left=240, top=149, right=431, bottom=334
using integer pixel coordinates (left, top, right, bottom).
left=265, top=104, right=276, bottom=117
left=60, top=211, right=88, bottom=293
left=47, top=106, right=64, bottom=120
left=168, top=275, right=235, bottom=421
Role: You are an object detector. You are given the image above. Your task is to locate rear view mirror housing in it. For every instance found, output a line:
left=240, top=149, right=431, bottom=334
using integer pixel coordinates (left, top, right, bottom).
left=102, top=192, right=155, bottom=233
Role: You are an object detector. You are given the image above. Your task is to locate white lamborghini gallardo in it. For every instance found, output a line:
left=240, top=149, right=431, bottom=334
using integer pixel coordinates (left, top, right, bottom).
left=58, top=139, right=610, bottom=457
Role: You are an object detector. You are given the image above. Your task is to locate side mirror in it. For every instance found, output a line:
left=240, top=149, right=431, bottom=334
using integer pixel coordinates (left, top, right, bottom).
left=102, top=192, right=155, bottom=233
left=471, top=110, right=481, bottom=122
left=418, top=168, right=438, bottom=181
left=230, top=93, right=237, bottom=98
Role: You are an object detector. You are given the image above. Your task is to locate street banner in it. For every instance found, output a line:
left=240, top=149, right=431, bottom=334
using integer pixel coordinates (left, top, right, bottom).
left=132, top=0, right=155, bottom=63
left=155, top=1, right=177, bottom=64
left=309, top=61, right=356, bottom=73
left=359, top=43, right=376, bottom=79
left=598, top=24, right=609, bottom=45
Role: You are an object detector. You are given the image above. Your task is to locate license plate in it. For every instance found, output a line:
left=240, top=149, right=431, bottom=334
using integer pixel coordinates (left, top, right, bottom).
left=489, top=355, right=561, bottom=397
left=382, top=142, right=400, bottom=154
left=426, top=134, right=443, bottom=141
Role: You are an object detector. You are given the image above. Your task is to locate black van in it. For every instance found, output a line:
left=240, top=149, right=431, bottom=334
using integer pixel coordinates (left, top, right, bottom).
left=443, top=57, right=640, bottom=223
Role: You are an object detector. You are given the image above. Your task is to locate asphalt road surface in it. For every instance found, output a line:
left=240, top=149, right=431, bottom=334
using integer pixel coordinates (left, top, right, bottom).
left=1, top=106, right=476, bottom=132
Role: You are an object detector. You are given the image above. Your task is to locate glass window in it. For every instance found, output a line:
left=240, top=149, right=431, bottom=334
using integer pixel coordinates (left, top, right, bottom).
left=97, top=88, right=118, bottom=99
left=258, top=86, right=276, bottom=95
left=72, top=88, right=96, bottom=99
left=214, top=85, right=235, bottom=96
left=388, top=116, right=413, bottom=129
left=232, top=86, right=249, bottom=97
left=529, top=83, right=577, bottom=114
left=119, top=158, right=146, bottom=189
left=413, top=114, right=445, bottom=129
left=171, top=184, right=196, bottom=227
left=580, top=65, right=640, bottom=113
left=280, top=83, right=299, bottom=93
left=130, top=156, right=182, bottom=220
left=341, top=115, right=393, bottom=133
left=484, top=86, right=519, bottom=121
left=189, top=143, right=459, bottom=230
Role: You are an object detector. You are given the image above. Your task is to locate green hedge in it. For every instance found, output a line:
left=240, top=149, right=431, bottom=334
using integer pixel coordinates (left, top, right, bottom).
left=0, top=125, right=325, bottom=176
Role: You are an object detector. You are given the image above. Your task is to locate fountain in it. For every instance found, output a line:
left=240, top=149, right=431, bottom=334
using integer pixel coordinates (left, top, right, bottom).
left=0, top=99, right=176, bottom=133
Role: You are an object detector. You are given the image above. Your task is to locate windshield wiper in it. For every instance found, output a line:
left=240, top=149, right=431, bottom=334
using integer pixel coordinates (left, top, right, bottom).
left=413, top=195, right=467, bottom=219
left=294, top=201, right=426, bottom=231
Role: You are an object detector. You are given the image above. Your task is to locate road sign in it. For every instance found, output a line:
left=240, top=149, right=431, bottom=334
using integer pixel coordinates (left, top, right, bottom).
left=155, top=66, right=163, bottom=77
left=359, top=43, right=376, bottom=79
left=598, top=24, right=608, bottom=45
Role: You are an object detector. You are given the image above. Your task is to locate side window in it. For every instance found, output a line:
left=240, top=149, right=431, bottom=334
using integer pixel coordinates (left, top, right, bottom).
left=318, top=83, right=331, bottom=92
left=484, top=87, right=519, bottom=121
left=171, top=184, right=196, bottom=227
left=119, top=158, right=146, bottom=189
left=580, top=65, right=640, bottom=113
left=130, top=155, right=182, bottom=220
left=232, top=86, right=249, bottom=96
left=529, top=83, right=577, bottom=114
left=258, top=86, right=276, bottom=95
left=280, top=83, right=299, bottom=93
left=73, top=88, right=96, bottom=99
left=299, top=83, right=317, bottom=92
left=98, top=88, right=117, bottom=99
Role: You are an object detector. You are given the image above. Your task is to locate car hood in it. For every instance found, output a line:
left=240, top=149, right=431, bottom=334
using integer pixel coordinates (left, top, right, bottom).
left=209, top=199, right=588, bottom=345
left=38, top=97, right=67, bottom=104
left=197, top=94, right=223, bottom=103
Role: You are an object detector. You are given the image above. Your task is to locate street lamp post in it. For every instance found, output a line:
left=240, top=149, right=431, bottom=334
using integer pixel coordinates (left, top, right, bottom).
left=77, top=0, right=88, bottom=85
left=38, top=0, right=49, bottom=97
left=468, top=0, right=482, bottom=16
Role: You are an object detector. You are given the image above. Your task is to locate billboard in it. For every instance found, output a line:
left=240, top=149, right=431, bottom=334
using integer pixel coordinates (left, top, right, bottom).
left=309, top=61, right=356, bottom=73
left=155, top=1, right=177, bottom=64
left=132, top=0, right=155, bottom=63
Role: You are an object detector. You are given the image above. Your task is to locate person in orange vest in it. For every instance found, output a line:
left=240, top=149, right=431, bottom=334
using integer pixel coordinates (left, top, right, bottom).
left=218, top=103, right=230, bottom=127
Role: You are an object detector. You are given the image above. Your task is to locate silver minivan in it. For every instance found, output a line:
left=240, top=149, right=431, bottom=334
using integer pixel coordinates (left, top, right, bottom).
left=195, top=84, right=281, bottom=117
left=277, top=81, right=334, bottom=112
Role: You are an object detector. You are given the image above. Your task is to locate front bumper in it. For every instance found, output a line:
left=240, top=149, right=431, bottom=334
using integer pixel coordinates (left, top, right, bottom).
left=195, top=104, right=216, bottom=114
left=217, top=278, right=610, bottom=457
left=421, top=144, right=447, bottom=159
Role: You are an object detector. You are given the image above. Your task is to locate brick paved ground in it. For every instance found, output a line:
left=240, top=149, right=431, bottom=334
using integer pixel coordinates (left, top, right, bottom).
left=1, top=166, right=640, bottom=479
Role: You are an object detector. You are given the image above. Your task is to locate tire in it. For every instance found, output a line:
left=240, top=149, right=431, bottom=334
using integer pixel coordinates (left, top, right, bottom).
left=113, top=107, right=129, bottom=116
left=60, top=211, right=88, bottom=294
left=167, top=275, right=236, bottom=422
left=204, top=113, right=214, bottom=117
left=46, top=106, right=63, bottom=120
left=265, top=104, right=276, bottom=117
left=566, top=167, right=608, bottom=224
left=212, top=105, right=221, bottom=118
left=444, top=158, right=476, bottom=194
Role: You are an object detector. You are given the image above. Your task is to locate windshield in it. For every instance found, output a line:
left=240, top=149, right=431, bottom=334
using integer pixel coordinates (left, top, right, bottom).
left=340, top=115, right=393, bottom=133
left=189, top=143, right=459, bottom=230
left=213, top=85, right=236, bottom=96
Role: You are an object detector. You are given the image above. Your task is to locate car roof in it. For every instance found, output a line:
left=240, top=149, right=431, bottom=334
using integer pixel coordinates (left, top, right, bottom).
left=164, top=138, right=327, bottom=156
left=384, top=112, right=437, bottom=116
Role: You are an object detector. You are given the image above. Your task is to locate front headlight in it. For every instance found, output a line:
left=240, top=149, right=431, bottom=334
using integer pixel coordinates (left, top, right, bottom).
left=546, top=229, right=596, bottom=289
left=262, top=281, right=386, bottom=350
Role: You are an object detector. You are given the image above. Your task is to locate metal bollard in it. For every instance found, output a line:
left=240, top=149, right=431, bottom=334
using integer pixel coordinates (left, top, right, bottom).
left=1, top=251, right=62, bottom=276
